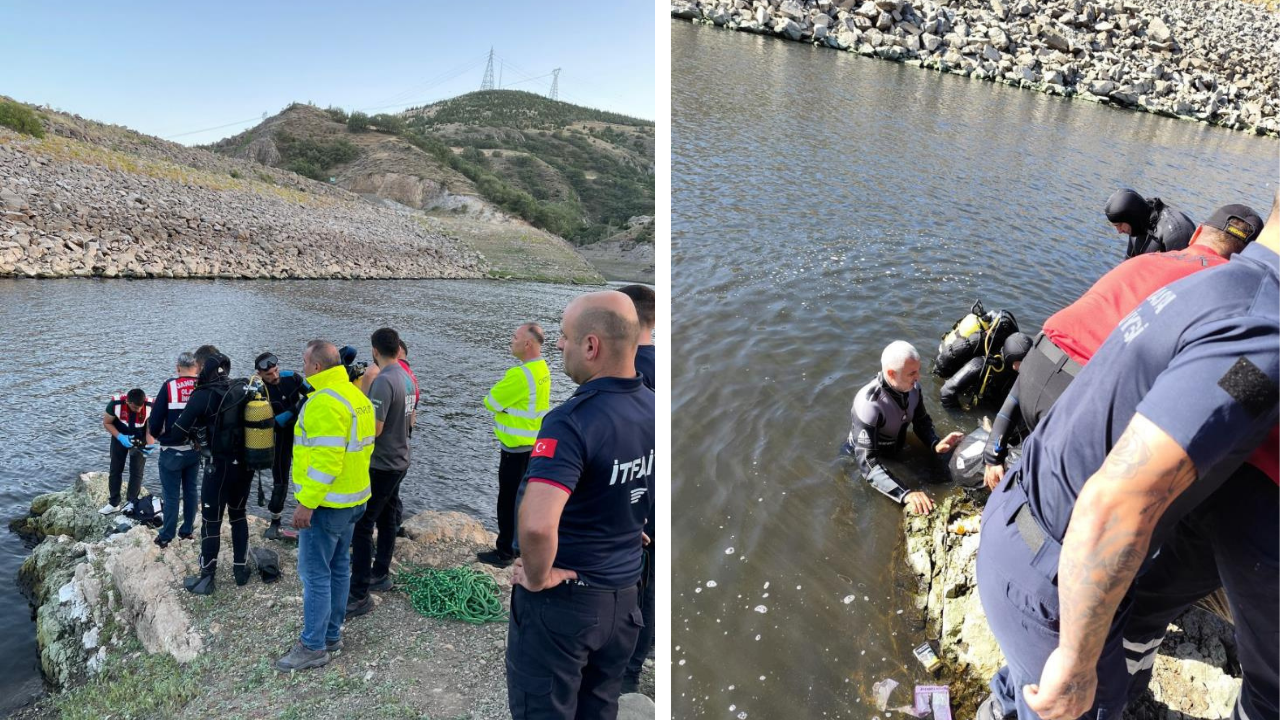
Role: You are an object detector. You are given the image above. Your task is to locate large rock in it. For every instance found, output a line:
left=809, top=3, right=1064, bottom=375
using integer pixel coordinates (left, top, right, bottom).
left=402, top=510, right=494, bottom=547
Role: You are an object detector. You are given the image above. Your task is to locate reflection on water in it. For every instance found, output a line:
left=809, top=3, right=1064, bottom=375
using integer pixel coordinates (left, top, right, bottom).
left=671, top=19, right=1276, bottom=719
left=0, top=277, right=586, bottom=713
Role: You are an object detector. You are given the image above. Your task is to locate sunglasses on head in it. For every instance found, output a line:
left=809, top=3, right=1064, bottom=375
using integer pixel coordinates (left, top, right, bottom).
left=256, top=354, right=279, bottom=371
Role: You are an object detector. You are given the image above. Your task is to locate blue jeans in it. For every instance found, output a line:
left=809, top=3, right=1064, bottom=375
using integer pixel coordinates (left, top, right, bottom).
left=157, top=449, right=200, bottom=542
left=298, top=504, right=365, bottom=651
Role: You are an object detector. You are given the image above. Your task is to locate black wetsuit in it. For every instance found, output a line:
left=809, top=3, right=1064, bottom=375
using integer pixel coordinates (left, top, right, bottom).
left=843, top=374, right=944, bottom=503
left=159, top=358, right=252, bottom=580
left=1106, top=190, right=1196, bottom=258
left=939, top=355, right=1017, bottom=410
left=262, top=371, right=305, bottom=516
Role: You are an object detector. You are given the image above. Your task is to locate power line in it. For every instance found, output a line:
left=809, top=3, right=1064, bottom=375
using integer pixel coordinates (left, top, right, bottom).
left=164, top=115, right=268, bottom=140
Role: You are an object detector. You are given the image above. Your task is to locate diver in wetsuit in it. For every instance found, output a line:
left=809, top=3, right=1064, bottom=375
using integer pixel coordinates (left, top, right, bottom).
left=1105, top=188, right=1196, bottom=258
left=843, top=341, right=965, bottom=515
left=939, top=332, right=1033, bottom=410
left=159, top=353, right=253, bottom=594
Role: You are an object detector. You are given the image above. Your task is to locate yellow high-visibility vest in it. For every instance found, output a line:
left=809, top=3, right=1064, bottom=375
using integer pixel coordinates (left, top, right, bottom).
left=291, top=365, right=375, bottom=509
left=483, top=358, right=551, bottom=450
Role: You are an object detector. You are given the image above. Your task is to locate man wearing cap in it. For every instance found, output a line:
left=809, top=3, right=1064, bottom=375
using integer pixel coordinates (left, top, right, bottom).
left=974, top=197, right=1277, bottom=720
left=1104, top=188, right=1197, bottom=258
left=505, top=291, right=653, bottom=719
left=983, top=203, right=1267, bottom=491
left=255, top=351, right=306, bottom=540
left=147, top=352, right=201, bottom=548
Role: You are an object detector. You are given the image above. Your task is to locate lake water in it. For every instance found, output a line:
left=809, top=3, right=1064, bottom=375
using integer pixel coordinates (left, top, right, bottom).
left=670, top=18, right=1277, bottom=719
left=0, top=277, right=588, bottom=714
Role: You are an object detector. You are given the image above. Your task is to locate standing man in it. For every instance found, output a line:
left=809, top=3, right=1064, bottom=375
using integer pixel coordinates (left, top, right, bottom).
left=478, top=322, right=551, bottom=568
left=345, top=328, right=415, bottom=618
left=618, top=283, right=656, bottom=695
left=618, top=285, right=655, bottom=390
left=276, top=340, right=373, bottom=672
left=506, top=291, right=654, bottom=719
left=974, top=210, right=1278, bottom=719
left=99, top=388, right=153, bottom=515
left=147, top=353, right=200, bottom=548
left=844, top=341, right=965, bottom=515
left=982, top=203, right=1267, bottom=490
left=255, top=351, right=306, bottom=540
left=160, top=353, right=254, bottom=594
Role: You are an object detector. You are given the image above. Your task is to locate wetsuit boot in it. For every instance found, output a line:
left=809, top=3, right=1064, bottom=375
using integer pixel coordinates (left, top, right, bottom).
left=264, top=516, right=282, bottom=540
left=184, top=571, right=216, bottom=595
left=234, top=562, right=251, bottom=586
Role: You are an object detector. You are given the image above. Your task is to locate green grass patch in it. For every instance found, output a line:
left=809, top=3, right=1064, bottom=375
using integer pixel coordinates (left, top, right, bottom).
left=0, top=99, right=45, bottom=138
left=52, top=642, right=205, bottom=720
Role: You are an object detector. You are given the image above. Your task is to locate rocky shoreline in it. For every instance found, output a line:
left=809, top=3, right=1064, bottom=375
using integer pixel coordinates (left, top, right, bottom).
left=10, top=472, right=654, bottom=718
left=672, top=0, right=1280, bottom=137
left=902, top=492, right=1244, bottom=719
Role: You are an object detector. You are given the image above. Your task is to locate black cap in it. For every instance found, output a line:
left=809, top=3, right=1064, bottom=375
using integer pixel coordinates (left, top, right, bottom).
left=338, top=345, right=358, bottom=366
left=1002, top=332, right=1034, bottom=363
left=1204, top=204, right=1263, bottom=245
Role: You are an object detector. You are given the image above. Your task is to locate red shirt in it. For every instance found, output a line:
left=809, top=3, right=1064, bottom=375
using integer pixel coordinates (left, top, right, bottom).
left=1042, top=244, right=1278, bottom=484
left=398, top=359, right=420, bottom=410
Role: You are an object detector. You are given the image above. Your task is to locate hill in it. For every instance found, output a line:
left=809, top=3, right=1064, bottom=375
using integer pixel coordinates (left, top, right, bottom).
left=0, top=96, right=601, bottom=283
left=209, top=91, right=655, bottom=245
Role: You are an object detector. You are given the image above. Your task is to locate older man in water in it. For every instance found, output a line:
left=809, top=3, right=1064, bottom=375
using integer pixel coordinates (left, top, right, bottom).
left=506, top=290, right=655, bottom=719
left=844, top=340, right=965, bottom=515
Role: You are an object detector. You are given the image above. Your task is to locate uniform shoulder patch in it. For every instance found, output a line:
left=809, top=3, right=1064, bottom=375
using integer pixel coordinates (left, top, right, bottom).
left=1218, top=357, right=1279, bottom=419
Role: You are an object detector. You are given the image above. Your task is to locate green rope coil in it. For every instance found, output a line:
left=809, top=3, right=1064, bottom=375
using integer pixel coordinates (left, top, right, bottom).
left=397, top=566, right=507, bottom=624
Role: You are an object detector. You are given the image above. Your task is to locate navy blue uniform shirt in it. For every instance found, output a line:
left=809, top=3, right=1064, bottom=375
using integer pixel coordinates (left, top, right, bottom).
left=1016, top=241, right=1279, bottom=552
left=148, top=376, right=197, bottom=447
left=635, top=345, right=655, bottom=391
left=524, top=375, right=656, bottom=589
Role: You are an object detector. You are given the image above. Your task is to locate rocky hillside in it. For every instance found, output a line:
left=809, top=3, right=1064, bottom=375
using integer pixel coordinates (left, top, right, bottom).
left=0, top=97, right=609, bottom=283
left=0, top=100, right=486, bottom=280
left=673, top=0, right=1280, bottom=136
left=211, top=92, right=655, bottom=245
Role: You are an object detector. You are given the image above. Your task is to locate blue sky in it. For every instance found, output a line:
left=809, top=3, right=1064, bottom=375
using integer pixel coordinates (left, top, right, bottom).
left=2, top=1, right=656, bottom=145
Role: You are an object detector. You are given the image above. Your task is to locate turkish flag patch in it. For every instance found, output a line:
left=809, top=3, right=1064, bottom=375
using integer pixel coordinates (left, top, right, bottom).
left=532, top=438, right=558, bottom=458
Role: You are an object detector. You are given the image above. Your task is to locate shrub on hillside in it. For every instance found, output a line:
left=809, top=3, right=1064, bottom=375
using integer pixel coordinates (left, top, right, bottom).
left=0, top=100, right=45, bottom=138
left=370, top=113, right=405, bottom=134
left=325, top=106, right=349, bottom=124
left=347, top=111, right=370, bottom=133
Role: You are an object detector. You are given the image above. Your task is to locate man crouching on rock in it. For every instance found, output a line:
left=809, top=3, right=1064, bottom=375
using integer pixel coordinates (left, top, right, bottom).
left=842, top=340, right=965, bottom=515
left=507, top=291, right=655, bottom=719
left=275, top=340, right=374, bottom=673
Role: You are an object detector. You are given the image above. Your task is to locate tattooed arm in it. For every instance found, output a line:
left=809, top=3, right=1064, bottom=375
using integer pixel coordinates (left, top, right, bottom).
left=1024, top=413, right=1198, bottom=720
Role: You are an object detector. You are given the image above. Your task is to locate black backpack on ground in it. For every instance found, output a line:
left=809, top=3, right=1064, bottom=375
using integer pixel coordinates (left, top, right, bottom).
left=128, top=495, right=163, bottom=528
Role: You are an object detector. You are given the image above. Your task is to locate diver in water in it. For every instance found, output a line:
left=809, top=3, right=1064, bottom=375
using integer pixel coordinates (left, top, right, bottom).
left=843, top=341, right=965, bottom=515
left=159, top=352, right=253, bottom=594
left=1104, top=188, right=1196, bottom=258
left=939, top=332, right=1033, bottom=410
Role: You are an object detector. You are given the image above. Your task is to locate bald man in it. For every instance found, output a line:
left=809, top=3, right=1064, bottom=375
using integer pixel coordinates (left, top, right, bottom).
left=506, top=291, right=656, bottom=719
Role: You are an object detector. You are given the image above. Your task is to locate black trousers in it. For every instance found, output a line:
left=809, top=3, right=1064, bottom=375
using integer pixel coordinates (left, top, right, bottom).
left=497, top=450, right=531, bottom=555
left=1017, top=334, right=1080, bottom=433
left=507, top=583, right=642, bottom=720
left=624, top=543, right=656, bottom=682
left=108, top=438, right=146, bottom=507
left=266, top=432, right=294, bottom=516
left=198, top=457, right=252, bottom=576
left=349, top=467, right=406, bottom=601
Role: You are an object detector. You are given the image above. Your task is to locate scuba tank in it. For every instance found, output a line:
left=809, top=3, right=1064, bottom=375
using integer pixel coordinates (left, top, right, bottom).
left=243, top=377, right=275, bottom=471
left=934, top=300, right=991, bottom=378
